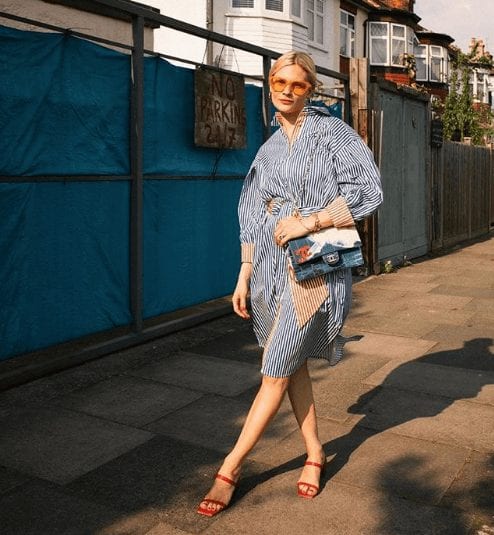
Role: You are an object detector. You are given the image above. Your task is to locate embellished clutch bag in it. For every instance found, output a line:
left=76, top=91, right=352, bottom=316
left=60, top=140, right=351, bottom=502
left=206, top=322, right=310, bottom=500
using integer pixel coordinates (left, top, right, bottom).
left=287, top=226, right=363, bottom=282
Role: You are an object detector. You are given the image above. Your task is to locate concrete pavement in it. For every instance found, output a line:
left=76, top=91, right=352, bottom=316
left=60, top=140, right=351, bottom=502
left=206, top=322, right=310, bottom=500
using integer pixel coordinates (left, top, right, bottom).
left=0, top=235, right=493, bottom=534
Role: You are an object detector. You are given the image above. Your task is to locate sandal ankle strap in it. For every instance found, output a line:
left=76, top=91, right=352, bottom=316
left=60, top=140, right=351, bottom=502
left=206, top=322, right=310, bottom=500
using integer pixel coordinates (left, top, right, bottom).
left=215, top=473, right=237, bottom=487
left=304, top=461, right=323, bottom=469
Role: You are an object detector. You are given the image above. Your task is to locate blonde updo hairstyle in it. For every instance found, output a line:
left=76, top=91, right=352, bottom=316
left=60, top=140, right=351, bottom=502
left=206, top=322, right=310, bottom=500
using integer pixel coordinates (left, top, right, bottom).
left=269, top=50, right=322, bottom=97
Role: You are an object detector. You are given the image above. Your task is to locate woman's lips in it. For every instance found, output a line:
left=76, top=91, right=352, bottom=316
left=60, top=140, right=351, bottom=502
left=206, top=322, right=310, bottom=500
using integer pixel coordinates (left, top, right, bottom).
left=279, top=99, right=293, bottom=104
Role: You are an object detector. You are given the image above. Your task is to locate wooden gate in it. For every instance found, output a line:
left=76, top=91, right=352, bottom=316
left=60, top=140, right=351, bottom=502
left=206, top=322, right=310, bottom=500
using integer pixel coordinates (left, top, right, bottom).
left=370, top=80, right=430, bottom=264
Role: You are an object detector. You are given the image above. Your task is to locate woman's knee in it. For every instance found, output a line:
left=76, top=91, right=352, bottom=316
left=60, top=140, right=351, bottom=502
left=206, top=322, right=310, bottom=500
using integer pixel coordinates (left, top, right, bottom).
left=261, top=374, right=290, bottom=394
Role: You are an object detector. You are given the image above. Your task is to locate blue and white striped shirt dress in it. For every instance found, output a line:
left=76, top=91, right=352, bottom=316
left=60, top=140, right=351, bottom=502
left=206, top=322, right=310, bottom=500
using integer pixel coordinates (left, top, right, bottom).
left=238, top=106, right=383, bottom=378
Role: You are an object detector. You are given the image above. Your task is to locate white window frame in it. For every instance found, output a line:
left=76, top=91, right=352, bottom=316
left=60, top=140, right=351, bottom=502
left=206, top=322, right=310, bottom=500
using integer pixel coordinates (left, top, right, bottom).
left=265, top=0, right=283, bottom=12
left=391, top=24, right=406, bottom=66
left=415, top=43, right=428, bottom=81
left=340, top=9, right=355, bottom=58
left=231, top=0, right=254, bottom=7
left=306, top=0, right=325, bottom=46
left=291, top=0, right=302, bottom=19
left=369, top=21, right=389, bottom=66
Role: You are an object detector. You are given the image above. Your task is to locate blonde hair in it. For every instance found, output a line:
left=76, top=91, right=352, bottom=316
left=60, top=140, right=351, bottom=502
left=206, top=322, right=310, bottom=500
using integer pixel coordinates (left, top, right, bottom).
left=269, top=50, right=321, bottom=93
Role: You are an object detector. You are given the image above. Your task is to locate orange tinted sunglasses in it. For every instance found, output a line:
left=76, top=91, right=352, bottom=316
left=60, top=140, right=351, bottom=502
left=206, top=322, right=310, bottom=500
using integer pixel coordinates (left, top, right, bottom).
left=270, top=77, right=311, bottom=96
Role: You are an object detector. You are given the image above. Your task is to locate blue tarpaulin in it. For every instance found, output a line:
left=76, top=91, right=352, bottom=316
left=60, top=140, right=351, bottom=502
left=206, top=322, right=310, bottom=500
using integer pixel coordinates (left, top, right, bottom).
left=0, top=25, right=263, bottom=359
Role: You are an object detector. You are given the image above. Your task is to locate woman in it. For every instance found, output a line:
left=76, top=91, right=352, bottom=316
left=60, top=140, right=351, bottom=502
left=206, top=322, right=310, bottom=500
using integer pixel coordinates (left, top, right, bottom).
left=197, top=51, right=382, bottom=517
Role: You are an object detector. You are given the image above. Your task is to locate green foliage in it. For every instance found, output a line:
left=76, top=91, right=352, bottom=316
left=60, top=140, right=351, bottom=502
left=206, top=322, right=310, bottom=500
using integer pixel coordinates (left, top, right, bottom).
left=475, top=54, right=494, bottom=69
left=442, top=51, right=493, bottom=145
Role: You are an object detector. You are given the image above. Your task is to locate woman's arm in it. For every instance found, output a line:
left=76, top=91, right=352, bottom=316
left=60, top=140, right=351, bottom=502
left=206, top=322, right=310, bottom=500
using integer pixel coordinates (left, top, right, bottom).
left=232, top=262, right=252, bottom=319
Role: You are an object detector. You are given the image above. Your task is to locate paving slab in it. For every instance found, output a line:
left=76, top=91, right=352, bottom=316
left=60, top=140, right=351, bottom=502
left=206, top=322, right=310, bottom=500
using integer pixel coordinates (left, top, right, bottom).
left=332, top=332, right=437, bottom=361
left=431, top=285, right=494, bottom=299
left=363, top=360, right=494, bottom=405
left=440, top=451, right=494, bottom=521
left=303, top=357, right=392, bottom=422
left=427, top=273, right=494, bottom=289
left=422, top=324, right=494, bottom=343
left=127, top=352, right=260, bottom=397
left=0, top=465, right=32, bottom=495
left=67, top=435, right=270, bottom=535
left=208, top=471, right=472, bottom=535
left=344, top=310, right=443, bottom=338
left=143, top=524, right=192, bottom=535
left=186, top=328, right=262, bottom=364
left=354, top=278, right=441, bottom=293
left=351, top=388, right=494, bottom=452
left=0, top=479, right=156, bottom=535
left=422, top=339, right=494, bottom=372
left=328, top=431, right=469, bottom=505
left=0, top=407, right=153, bottom=484
left=49, top=375, right=204, bottom=427
left=66, top=436, right=224, bottom=514
left=144, top=394, right=298, bottom=456
left=351, top=284, right=408, bottom=303
left=250, top=417, right=468, bottom=505
left=356, top=290, right=473, bottom=311
left=464, top=297, right=494, bottom=319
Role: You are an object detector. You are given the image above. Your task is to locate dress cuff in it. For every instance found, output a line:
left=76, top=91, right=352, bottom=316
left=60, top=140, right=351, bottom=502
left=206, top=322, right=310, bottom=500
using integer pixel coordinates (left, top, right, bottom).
left=325, top=196, right=354, bottom=228
left=241, top=243, right=254, bottom=263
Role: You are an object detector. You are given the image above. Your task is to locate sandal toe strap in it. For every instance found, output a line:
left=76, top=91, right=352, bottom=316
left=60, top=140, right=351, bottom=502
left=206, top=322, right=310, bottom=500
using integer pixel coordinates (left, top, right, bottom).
left=200, top=498, right=227, bottom=508
left=298, top=481, right=320, bottom=492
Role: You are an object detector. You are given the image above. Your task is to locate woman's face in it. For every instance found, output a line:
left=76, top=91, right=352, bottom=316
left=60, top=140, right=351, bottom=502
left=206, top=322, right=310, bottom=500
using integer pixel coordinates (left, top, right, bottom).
left=270, top=64, right=312, bottom=120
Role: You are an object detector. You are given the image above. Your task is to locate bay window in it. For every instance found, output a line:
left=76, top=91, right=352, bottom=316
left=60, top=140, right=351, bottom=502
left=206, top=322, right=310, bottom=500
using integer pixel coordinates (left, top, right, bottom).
left=369, top=21, right=417, bottom=68
left=414, top=43, right=448, bottom=83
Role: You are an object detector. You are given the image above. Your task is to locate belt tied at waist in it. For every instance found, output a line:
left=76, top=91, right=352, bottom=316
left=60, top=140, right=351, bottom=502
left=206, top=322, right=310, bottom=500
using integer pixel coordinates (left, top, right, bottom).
left=266, top=197, right=295, bottom=216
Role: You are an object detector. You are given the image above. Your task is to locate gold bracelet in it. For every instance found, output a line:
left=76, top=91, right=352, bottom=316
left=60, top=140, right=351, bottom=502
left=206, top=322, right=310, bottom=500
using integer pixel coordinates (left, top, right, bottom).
left=297, top=215, right=313, bottom=232
left=298, top=213, right=321, bottom=233
left=312, top=212, right=321, bottom=232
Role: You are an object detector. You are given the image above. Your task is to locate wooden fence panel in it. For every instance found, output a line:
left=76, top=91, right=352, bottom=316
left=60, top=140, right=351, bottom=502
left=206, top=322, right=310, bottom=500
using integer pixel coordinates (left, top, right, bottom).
left=431, top=141, right=493, bottom=251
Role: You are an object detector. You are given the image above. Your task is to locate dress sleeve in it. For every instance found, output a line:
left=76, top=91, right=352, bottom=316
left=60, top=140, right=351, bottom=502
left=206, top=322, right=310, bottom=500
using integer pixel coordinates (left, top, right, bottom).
left=326, top=122, right=383, bottom=224
left=238, top=162, right=262, bottom=263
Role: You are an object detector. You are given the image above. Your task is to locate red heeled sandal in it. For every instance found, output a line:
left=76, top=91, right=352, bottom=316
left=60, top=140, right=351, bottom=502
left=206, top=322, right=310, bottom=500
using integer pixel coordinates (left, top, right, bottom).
left=297, top=460, right=326, bottom=499
left=197, top=473, right=237, bottom=517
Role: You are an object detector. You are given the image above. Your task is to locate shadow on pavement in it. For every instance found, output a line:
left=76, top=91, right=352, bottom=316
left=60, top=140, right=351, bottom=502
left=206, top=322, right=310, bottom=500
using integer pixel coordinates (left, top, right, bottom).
left=320, top=337, right=494, bottom=534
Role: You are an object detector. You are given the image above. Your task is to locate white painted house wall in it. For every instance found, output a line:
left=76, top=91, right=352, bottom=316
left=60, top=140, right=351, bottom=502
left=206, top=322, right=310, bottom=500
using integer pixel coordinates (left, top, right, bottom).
left=0, top=0, right=155, bottom=50
left=143, top=0, right=344, bottom=86
left=144, top=0, right=209, bottom=63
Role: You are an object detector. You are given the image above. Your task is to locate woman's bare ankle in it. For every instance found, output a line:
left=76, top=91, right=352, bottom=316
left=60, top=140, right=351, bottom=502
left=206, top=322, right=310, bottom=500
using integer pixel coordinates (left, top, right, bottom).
left=220, top=454, right=242, bottom=479
left=305, top=443, right=325, bottom=462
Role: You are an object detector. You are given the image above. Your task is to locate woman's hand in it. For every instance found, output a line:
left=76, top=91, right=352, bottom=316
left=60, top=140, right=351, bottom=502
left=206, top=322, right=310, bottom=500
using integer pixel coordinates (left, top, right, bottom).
left=274, top=215, right=311, bottom=247
left=232, top=263, right=252, bottom=319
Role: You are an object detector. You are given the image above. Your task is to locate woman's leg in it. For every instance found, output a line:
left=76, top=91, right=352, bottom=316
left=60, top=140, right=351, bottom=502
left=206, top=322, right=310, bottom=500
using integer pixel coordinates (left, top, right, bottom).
left=288, top=361, right=325, bottom=496
left=199, top=374, right=290, bottom=513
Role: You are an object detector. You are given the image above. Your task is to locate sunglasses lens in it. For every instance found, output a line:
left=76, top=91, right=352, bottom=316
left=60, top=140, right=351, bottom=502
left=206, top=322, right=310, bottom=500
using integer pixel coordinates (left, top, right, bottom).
left=293, top=83, right=309, bottom=95
left=271, top=78, right=310, bottom=95
left=272, top=79, right=286, bottom=92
